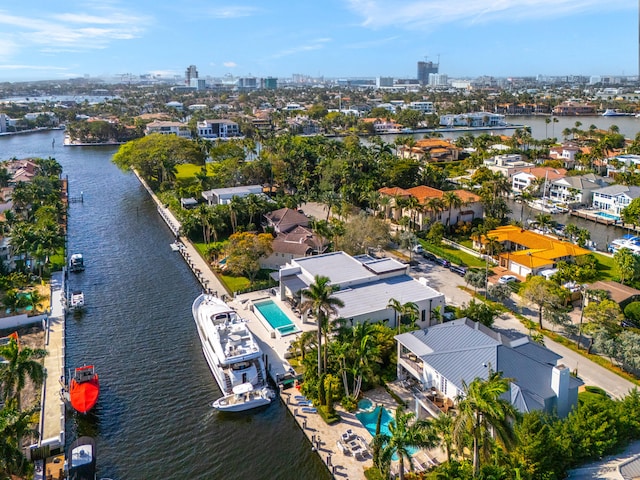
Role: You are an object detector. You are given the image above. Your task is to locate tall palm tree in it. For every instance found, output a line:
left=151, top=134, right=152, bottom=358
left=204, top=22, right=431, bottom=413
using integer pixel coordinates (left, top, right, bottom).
left=387, top=298, right=418, bottom=333
left=299, top=276, right=344, bottom=378
left=453, top=371, right=517, bottom=476
left=0, top=337, right=47, bottom=408
left=0, top=401, right=39, bottom=477
left=443, top=191, right=462, bottom=228
left=375, top=406, right=438, bottom=480
left=431, top=411, right=455, bottom=462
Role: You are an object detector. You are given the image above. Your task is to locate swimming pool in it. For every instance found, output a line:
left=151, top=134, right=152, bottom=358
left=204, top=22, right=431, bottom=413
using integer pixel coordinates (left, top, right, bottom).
left=355, top=405, right=417, bottom=459
left=358, top=398, right=373, bottom=411
left=595, top=211, right=620, bottom=221
left=253, top=299, right=300, bottom=337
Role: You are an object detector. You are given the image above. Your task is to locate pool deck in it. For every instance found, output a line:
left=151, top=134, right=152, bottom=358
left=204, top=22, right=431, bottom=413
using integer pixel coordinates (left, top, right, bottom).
left=571, top=209, right=621, bottom=226
left=230, top=292, right=445, bottom=478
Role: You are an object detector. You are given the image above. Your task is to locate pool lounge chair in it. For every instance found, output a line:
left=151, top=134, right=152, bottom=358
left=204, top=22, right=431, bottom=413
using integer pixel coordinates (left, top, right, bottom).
left=336, top=440, right=350, bottom=456
left=301, top=406, right=317, bottom=413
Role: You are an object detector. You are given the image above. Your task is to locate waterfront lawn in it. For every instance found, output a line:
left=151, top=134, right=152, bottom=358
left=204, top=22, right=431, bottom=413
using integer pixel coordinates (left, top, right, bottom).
left=175, top=163, right=215, bottom=180
left=593, top=252, right=616, bottom=281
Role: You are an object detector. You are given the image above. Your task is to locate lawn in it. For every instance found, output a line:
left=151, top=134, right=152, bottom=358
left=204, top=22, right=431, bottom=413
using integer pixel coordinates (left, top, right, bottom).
left=593, top=252, right=616, bottom=281
left=420, top=240, right=486, bottom=268
left=175, top=163, right=214, bottom=180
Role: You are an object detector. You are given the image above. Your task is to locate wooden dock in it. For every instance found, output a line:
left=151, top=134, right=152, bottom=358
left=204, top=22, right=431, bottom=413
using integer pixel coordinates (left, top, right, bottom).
left=570, top=209, right=618, bottom=226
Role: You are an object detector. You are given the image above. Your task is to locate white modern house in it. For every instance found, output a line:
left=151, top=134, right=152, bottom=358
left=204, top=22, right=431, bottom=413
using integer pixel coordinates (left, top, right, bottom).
left=277, top=251, right=445, bottom=328
left=144, top=120, right=191, bottom=138
left=439, top=112, right=505, bottom=127
left=396, top=318, right=583, bottom=418
left=592, top=185, right=640, bottom=217
left=511, top=167, right=566, bottom=195
left=201, top=185, right=264, bottom=206
left=196, top=119, right=241, bottom=139
left=483, top=154, right=533, bottom=180
left=548, top=173, right=610, bottom=206
left=407, top=101, right=434, bottom=114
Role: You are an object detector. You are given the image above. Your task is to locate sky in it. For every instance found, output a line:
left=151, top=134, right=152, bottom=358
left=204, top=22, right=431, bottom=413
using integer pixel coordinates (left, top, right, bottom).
left=0, top=0, right=637, bottom=82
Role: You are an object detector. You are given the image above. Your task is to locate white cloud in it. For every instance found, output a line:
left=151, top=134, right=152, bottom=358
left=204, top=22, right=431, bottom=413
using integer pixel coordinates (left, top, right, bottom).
left=0, top=64, right=67, bottom=71
left=0, top=7, right=148, bottom=54
left=205, top=6, right=261, bottom=18
left=344, top=0, right=633, bottom=29
left=271, top=38, right=332, bottom=59
left=223, top=61, right=237, bottom=68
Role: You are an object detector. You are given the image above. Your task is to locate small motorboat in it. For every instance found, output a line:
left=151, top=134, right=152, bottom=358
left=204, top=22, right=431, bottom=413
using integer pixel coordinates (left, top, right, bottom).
left=69, top=365, right=100, bottom=414
left=212, top=383, right=275, bottom=412
left=69, top=253, right=85, bottom=272
left=68, top=291, right=85, bottom=312
left=66, top=436, right=96, bottom=480
left=170, top=241, right=182, bottom=252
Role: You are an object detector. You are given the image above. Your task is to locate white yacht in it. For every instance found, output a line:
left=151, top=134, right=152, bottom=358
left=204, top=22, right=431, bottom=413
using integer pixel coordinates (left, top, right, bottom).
left=192, top=294, right=273, bottom=411
left=69, top=253, right=85, bottom=272
left=211, top=382, right=275, bottom=412
left=608, top=234, right=640, bottom=254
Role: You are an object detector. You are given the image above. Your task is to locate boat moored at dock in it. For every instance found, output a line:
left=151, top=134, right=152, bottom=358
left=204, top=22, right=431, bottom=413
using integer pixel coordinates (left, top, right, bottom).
left=66, top=436, right=96, bottom=480
left=69, top=253, right=85, bottom=272
left=67, top=365, right=100, bottom=414
left=211, top=382, right=275, bottom=412
left=192, top=293, right=273, bottom=412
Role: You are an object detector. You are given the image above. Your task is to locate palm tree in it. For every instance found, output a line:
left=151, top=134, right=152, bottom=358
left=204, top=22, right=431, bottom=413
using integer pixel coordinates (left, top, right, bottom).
left=453, top=371, right=517, bottom=476
left=299, top=276, right=344, bottom=379
left=0, top=401, right=39, bottom=477
left=375, top=406, right=438, bottom=480
left=386, top=299, right=418, bottom=333
left=443, top=191, right=462, bottom=228
left=431, top=412, right=455, bottom=462
left=0, top=337, right=47, bottom=408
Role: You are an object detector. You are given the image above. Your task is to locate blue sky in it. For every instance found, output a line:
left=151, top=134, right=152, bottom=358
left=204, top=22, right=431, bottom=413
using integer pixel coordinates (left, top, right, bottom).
left=0, top=0, right=637, bottom=82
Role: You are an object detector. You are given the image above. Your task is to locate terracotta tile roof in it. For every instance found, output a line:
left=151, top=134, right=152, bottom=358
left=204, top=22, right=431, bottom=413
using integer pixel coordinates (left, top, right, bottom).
left=380, top=186, right=481, bottom=204
left=517, top=167, right=567, bottom=180
left=378, top=186, right=411, bottom=197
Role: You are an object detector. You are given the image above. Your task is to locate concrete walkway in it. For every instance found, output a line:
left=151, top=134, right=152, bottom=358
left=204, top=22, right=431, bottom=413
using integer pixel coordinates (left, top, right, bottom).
left=40, top=271, right=66, bottom=448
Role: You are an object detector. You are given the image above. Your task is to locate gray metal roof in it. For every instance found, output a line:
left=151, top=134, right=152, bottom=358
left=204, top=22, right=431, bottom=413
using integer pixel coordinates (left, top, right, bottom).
left=620, top=455, right=640, bottom=480
left=333, top=275, right=443, bottom=319
left=294, top=251, right=376, bottom=286
left=498, top=346, right=556, bottom=405
left=593, top=184, right=640, bottom=198
left=354, top=255, right=407, bottom=274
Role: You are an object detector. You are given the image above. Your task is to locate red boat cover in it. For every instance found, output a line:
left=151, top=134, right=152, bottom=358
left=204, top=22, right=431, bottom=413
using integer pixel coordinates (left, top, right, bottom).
left=69, top=374, right=100, bottom=414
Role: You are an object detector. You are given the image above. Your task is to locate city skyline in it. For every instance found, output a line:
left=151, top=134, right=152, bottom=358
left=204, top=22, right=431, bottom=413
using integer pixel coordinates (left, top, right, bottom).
left=0, top=0, right=637, bottom=82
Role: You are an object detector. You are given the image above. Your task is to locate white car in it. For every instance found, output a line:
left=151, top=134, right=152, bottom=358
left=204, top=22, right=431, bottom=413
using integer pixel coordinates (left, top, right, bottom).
left=498, top=275, right=517, bottom=284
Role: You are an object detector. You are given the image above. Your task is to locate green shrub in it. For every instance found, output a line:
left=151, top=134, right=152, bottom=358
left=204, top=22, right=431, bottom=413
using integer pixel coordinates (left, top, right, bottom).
left=624, top=301, right=640, bottom=323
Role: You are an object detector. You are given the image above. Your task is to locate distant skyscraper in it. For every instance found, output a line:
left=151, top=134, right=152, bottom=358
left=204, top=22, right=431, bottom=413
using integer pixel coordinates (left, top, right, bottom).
left=417, top=61, right=438, bottom=85
left=185, top=65, right=198, bottom=86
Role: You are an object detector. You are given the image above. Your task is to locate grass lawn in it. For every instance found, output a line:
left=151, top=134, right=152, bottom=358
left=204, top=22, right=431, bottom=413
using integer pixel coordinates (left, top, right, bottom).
left=219, top=273, right=251, bottom=293
left=175, top=163, right=214, bottom=180
left=593, top=252, right=616, bottom=281
left=420, top=240, right=486, bottom=268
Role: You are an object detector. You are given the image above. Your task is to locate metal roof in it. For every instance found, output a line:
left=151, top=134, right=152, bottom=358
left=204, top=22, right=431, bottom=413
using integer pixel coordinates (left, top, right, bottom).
left=333, top=275, right=443, bottom=319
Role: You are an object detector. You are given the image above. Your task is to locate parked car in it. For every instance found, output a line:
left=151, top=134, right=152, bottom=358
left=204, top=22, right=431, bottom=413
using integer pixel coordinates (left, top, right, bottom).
left=449, top=265, right=467, bottom=276
left=421, top=252, right=437, bottom=262
left=434, top=257, right=450, bottom=268
left=412, top=244, right=424, bottom=254
left=498, top=275, right=518, bottom=284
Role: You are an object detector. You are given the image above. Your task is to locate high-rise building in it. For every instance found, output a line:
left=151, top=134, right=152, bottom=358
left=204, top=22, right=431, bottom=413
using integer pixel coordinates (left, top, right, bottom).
left=417, top=61, right=438, bottom=85
left=263, top=77, right=278, bottom=89
left=185, top=65, right=198, bottom=86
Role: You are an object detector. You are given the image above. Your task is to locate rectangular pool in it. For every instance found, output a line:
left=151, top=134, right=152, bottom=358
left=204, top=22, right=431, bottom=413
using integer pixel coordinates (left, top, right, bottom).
left=253, top=299, right=300, bottom=337
left=595, top=211, right=620, bottom=221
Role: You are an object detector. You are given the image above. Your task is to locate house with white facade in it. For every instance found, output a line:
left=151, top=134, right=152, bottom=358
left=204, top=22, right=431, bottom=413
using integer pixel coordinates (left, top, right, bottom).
left=511, top=167, right=566, bottom=195
left=439, top=112, right=505, bottom=127
left=396, top=318, right=582, bottom=418
left=196, top=119, right=241, bottom=139
left=145, top=120, right=191, bottom=138
left=604, top=154, right=640, bottom=178
left=592, top=184, right=640, bottom=217
left=483, top=154, right=534, bottom=180
left=549, top=144, right=581, bottom=169
left=548, top=173, right=610, bottom=206
left=277, top=251, right=445, bottom=328
left=406, top=101, right=434, bottom=114
left=201, top=185, right=264, bottom=206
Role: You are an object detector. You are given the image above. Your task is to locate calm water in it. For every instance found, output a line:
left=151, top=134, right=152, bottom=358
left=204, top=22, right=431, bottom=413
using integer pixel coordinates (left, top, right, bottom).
left=0, top=130, right=329, bottom=480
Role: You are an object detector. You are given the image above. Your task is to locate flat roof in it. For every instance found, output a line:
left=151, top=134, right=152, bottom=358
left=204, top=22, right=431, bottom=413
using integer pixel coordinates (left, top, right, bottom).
left=293, top=252, right=376, bottom=286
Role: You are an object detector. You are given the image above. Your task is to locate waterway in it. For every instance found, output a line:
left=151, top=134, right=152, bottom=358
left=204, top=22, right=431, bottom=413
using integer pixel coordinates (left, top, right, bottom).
left=0, top=130, right=330, bottom=480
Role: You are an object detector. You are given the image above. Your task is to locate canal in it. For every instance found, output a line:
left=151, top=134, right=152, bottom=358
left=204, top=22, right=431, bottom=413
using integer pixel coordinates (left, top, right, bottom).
left=0, top=130, right=330, bottom=480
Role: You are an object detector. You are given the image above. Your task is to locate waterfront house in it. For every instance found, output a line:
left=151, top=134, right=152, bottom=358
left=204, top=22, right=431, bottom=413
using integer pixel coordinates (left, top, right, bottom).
left=439, top=112, right=505, bottom=127
left=548, top=173, right=610, bottom=206
left=277, top=251, right=445, bottom=328
left=196, top=119, right=241, bottom=139
left=396, top=318, right=582, bottom=418
left=603, top=154, right=640, bottom=178
left=592, top=185, right=640, bottom=217
left=362, top=117, right=403, bottom=134
left=552, top=101, right=596, bottom=116
left=144, top=120, right=191, bottom=138
left=477, top=225, right=590, bottom=277
left=587, top=281, right=640, bottom=310
left=201, top=185, right=264, bottom=206
left=511, top=167, right=567, bottom=195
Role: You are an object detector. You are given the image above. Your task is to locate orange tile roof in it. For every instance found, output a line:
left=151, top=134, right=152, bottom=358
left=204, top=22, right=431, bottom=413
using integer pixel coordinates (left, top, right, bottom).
left=378, top=186, right=411, bottom=197
left=485, top=225, right=590, bottom=268
left=517, top=167, right=567, bottom=180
